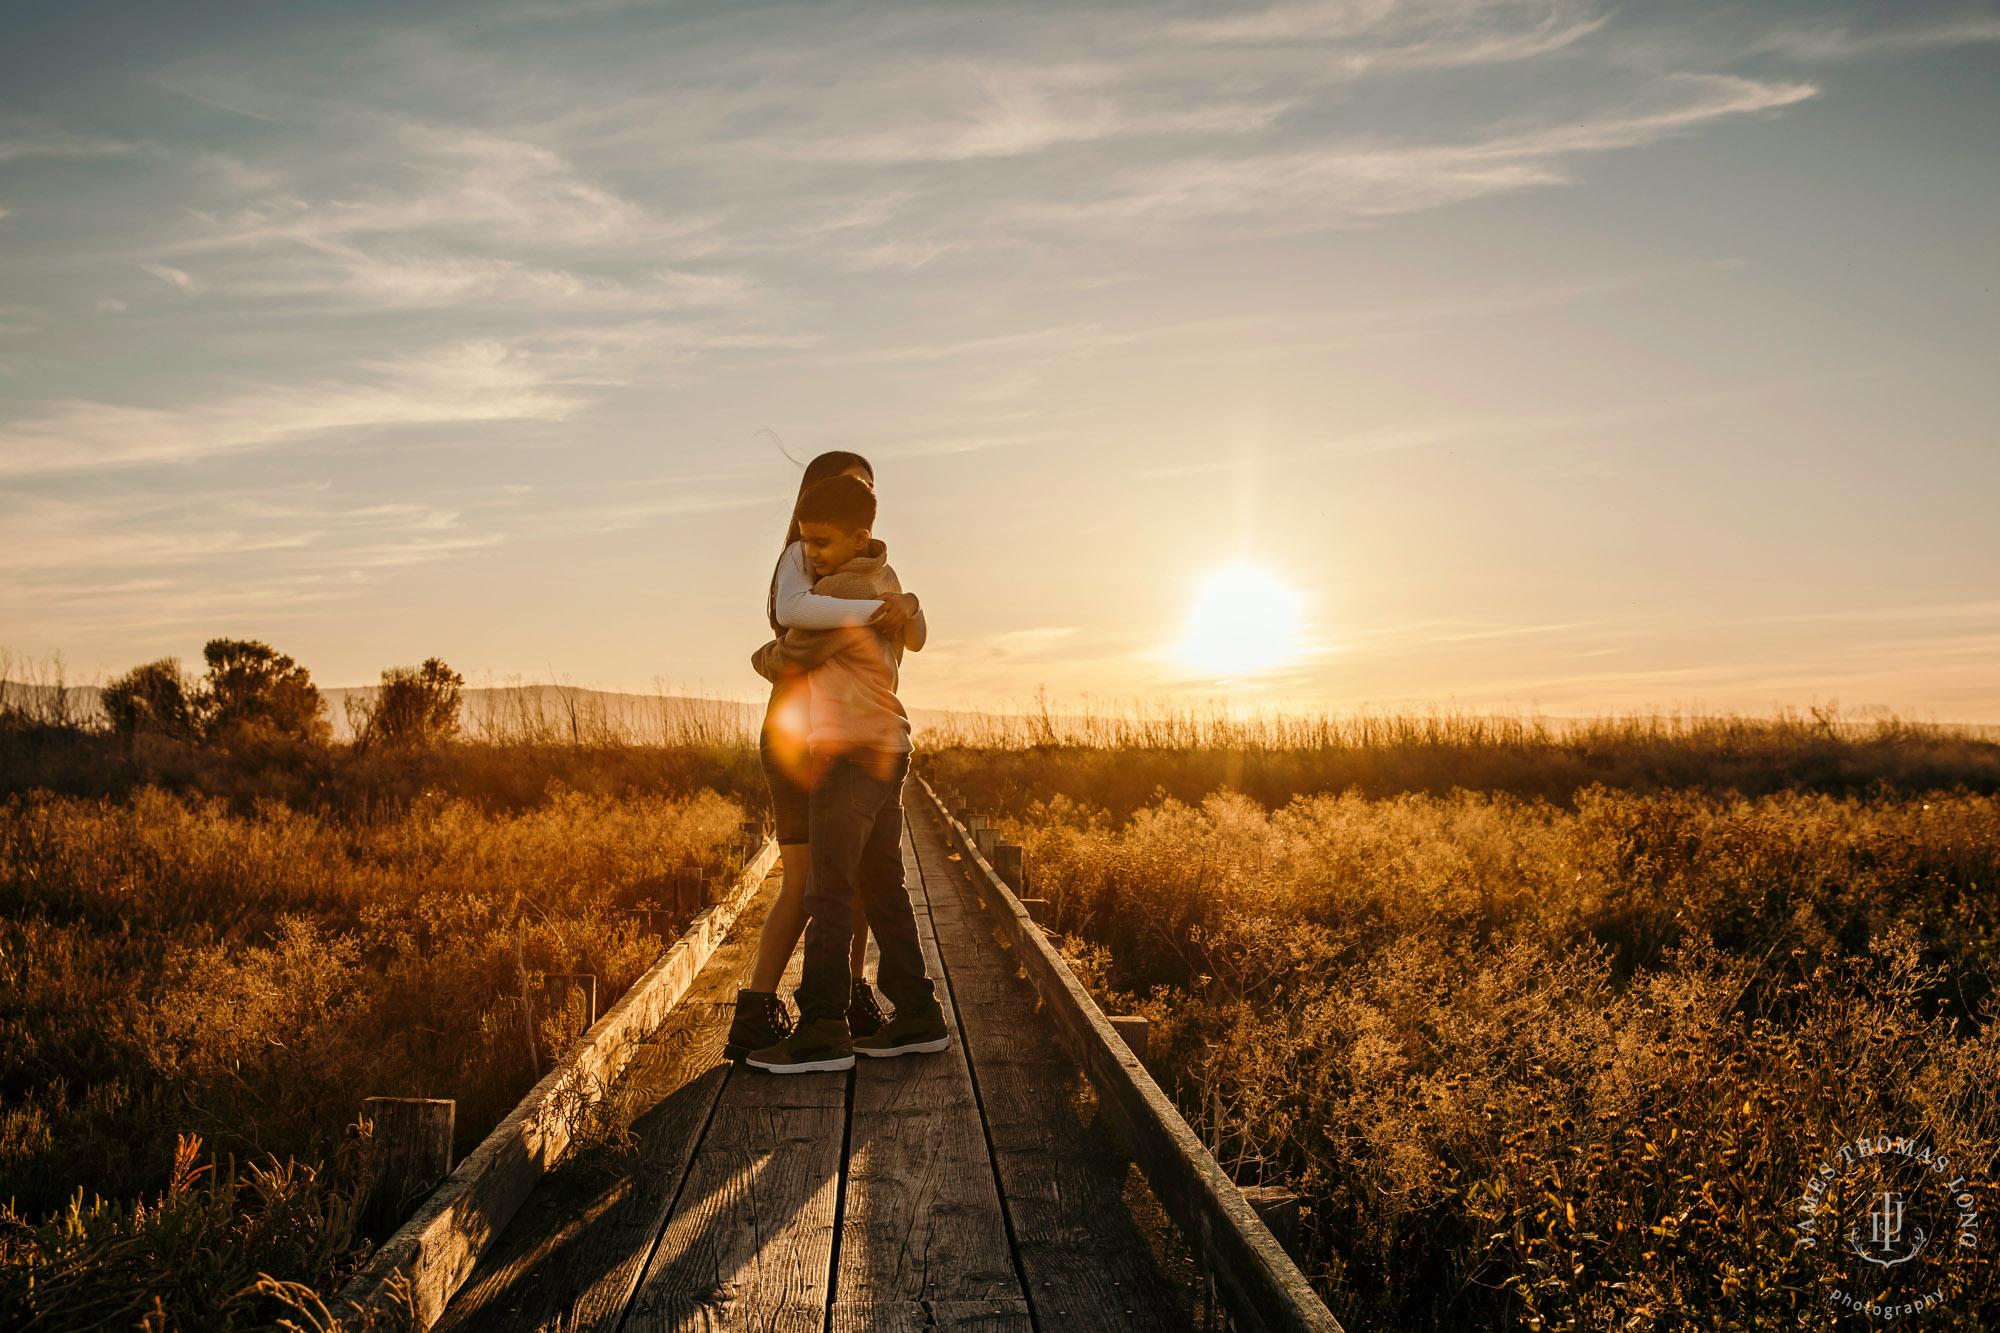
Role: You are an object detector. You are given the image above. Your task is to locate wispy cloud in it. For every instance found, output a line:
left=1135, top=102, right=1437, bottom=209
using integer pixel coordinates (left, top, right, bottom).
left=0, top=340, right=582, bottom=476
left=0, top=484, right=513, bottom=650
left=1171, top=0, right=1608, bottom=65
left=753, top=64, right=1292, bottom=165
left=3, top=491, right=317, bottom=573
left=10, top=0, right=1989, bottom=711
left=0, top=314, right=817, bottom=477
left=138, top=262, right=197, bottom=291
left=0, top=115, right=136, bottom=162
left=189, top=122, right=650, bottom=248
left=851, top=323, right=1133, bottom=364
left=148, top=121, right=734, bottom=311
left=1133, top=375, right=1814, bottom=479
left=107, top=1, right=1822, bottom=306
left=1049, top=73, right=1814, bottom=229
left=1750, top=14, right=2000, bottom=63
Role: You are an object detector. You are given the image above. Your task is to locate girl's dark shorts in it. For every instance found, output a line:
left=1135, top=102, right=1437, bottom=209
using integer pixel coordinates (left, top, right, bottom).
left=758, top=725, right=811, bottom=846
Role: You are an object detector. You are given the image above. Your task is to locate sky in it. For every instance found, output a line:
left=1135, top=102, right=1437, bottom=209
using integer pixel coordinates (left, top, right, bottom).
left=3, top=0, right=1997, bottom=720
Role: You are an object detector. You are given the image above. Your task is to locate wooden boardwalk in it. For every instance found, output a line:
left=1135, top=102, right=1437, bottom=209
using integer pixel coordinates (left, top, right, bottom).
left=435, top=783, right=1195, bottom=1332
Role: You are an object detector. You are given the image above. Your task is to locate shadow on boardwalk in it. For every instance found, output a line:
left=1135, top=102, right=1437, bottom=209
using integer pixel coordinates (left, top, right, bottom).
left=438, top=797, right=1193, bottom=1332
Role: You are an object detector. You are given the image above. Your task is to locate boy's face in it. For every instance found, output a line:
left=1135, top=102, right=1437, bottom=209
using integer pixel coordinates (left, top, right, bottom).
left=797, top=519, right=869, bottom=576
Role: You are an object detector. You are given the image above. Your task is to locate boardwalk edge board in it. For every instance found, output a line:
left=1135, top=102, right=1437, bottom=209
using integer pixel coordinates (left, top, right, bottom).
left=337, top=837, right=782, bottom=1329
left=917, top=776, right=1345, bottom=1333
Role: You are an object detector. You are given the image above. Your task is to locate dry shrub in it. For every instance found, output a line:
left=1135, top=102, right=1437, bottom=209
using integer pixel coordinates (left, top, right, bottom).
left=924, top=705, right=2000, bottom=818
left=985, top=779, right=2000, bottom=1329
left=0, top=1132, right=372, bottom=1332
left=0, top=778, right=748, bottom=1327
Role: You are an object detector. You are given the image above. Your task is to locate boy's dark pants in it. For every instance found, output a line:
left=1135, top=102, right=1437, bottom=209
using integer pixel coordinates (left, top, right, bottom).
left=797, top=749, right=936, bottom=1019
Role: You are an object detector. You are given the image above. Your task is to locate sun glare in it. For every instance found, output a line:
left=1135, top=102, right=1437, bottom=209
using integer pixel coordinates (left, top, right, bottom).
left=1174, top=562, right=1305, bottom=677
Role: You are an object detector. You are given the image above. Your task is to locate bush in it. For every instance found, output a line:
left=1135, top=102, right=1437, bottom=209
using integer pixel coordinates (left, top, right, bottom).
left=0, top=1133, right=375, bottom=1333
left=963, top=775, right=2000, bottom=1329
left=100, top=659, right=199, bottom=743
left=351, top=659, right=463, bottom=752
left=199, top=640, right=328, bottom=748
left=0, top=771, right=751, bottom=1327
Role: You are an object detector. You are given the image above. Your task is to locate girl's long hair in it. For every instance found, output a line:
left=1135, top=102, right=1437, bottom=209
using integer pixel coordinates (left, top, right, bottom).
left=782, top=451, right=874, bottom=547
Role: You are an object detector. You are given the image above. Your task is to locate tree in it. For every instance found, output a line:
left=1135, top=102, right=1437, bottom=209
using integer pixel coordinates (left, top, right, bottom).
left=198, top=639, right=328, bottom=745
left=354, top=658, right=464, bottom=750
left=100, top=658, right=198, bottom=741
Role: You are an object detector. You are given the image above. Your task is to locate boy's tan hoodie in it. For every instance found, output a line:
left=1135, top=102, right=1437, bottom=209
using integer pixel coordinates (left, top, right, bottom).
left=750, top=538, right=923, bottom=756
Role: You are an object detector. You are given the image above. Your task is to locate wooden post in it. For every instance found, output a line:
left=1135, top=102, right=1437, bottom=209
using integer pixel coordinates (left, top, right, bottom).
left=542, top=973, right=598, bottom=1028
left=1109, top=1014, right=1150, bottom=1062
left=975, top=825, right=999, bottom=861
left=1020, top=897, right=1050, bottom=925
left=361, top=1097, right=455, bottom=1235
left=992, top=843, right=1024, bottom=892
left=675, top=867, right=705, bottom=919
left=1241, top=1185, right=1301, bottom=1258
left=741, top=819, right=762, bottom=860
left=512, top=919, right=538, bottom=1081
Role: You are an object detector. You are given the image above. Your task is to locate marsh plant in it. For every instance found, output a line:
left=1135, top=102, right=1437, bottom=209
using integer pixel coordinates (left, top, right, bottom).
left=932, top=735, right=2000, bottom=1330
left=0, top=775, right=749, bottom=1327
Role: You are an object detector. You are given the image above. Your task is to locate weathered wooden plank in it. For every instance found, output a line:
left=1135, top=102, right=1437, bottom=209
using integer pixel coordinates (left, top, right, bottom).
left=907, top=802, right=1193, bottom=1332
left=914, top=781, right=1341, bottom=1333
left=341, top=838, right=782, bottom=1328
left=621, top=1089, right=846, bottom=1332
left=832, top=1299, right=1035, bottom=1332
left=829, top=836, right=1027, bottom=1332
left=432, top=863, right=788, bottom=1333
left=433, top=1051, right=728, bottom=1332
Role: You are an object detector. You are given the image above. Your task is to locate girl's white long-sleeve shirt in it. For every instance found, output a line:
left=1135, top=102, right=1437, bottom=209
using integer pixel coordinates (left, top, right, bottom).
left=766, top=541, right=926, bottom=649
left=768, top=541, right=881, bottom=629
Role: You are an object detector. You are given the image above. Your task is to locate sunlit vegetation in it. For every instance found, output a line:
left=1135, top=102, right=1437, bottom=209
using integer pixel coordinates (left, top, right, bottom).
left=0, top=646, right=758, bottom=1330
left=929, top=708, right=2000, bottom=1329
left=8, top=661, right=1999, bottom=1329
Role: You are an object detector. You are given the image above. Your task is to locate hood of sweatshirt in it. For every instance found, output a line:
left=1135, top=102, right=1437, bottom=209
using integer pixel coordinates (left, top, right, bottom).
left=809, top=538, right=889, bottom=597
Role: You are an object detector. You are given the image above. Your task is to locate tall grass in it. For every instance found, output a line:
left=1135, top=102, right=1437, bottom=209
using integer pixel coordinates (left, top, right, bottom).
left=0, top=715, right=757, bottom=1328
left=921, top=702, right=2000, bottom=816
left=8, top=694, right=1997, bottom=1328
left=931, top=717, right=2000, bottom=1329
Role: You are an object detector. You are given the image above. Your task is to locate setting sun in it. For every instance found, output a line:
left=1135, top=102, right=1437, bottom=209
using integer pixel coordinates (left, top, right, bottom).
left=1174, top=562, right=1306, bottom=678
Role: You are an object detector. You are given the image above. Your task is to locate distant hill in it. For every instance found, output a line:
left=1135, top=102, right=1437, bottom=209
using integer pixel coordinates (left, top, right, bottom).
left=0, top=679, right=996, bottom=744
left=9, top=679, right=1990, bottom=746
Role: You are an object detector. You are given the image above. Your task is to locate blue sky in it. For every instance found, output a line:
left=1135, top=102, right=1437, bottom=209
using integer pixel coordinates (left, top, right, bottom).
left=3, top=1, right=1997, bottom=718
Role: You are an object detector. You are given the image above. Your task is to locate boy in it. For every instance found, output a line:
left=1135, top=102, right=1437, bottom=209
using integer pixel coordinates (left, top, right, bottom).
left=744, top=474, right=949, bottom=1073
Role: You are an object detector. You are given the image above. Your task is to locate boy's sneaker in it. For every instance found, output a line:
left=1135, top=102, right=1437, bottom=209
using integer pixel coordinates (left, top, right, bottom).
left=847, top=978, right=887, bottom=1040
left=745, top=1013, right=855, bottom=1074
left=724, top=988, right=795, bottom=1062
left=853, top=1001, right=951, bottom=1058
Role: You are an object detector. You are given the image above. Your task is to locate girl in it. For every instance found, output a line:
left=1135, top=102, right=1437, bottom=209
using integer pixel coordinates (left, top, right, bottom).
left=726, top=451, right=923, bottom=1060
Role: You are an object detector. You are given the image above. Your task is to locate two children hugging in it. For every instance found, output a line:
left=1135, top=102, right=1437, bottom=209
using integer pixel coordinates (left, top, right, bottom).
left=728, top=459, right=948, bottom=1073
